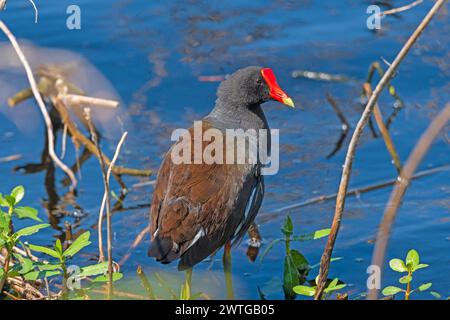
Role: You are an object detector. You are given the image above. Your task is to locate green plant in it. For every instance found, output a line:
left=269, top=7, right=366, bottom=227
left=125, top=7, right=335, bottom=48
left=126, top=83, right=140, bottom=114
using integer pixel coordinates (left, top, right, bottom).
left=1, top=185, right=122, bottom=299
left=260, top=216, right=341, bottom=299
left=382, top=249, right=433, bottom=300
left=0, top=185, right=49, bottom=293
left=27, top=231, right=122, bottom=297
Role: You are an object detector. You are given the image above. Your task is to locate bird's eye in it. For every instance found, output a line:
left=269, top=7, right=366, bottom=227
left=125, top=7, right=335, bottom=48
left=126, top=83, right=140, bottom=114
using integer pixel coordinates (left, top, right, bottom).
left=256, top=78, right=263, bottom=85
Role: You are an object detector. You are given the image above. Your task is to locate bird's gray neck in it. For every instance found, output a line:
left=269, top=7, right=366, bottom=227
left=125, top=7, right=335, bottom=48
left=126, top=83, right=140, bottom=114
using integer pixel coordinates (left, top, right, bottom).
left=205, top=101, right=269, bottom=131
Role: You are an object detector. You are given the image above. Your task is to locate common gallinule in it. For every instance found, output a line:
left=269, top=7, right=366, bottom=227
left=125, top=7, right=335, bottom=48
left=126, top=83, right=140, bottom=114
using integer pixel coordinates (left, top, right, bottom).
left=148, top=66, right=294, bottom=271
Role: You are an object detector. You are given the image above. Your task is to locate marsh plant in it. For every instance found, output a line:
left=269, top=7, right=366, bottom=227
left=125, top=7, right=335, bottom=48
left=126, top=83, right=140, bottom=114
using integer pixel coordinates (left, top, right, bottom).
left=261, top=216, right=346, bottom=300
left=382, top=249, right=440, bottom=300
left=0, top=185, right=122, bottom=299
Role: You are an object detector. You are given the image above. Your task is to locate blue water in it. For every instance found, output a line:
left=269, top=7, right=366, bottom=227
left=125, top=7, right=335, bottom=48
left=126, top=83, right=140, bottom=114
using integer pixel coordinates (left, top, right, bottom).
left=0, top=1, right=448, bottom=299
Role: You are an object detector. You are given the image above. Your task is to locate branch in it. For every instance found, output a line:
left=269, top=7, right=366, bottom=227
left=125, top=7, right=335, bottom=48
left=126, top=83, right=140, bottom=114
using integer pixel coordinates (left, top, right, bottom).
left=363, top=83, right=402, bottom=173
left=314, top=0, right=446, bottom=299
left=381, top=0, right=423, bottom=16
left=368, top=103, right=450, bottom=300
left=0, top=20, right=77, bottom=189
left=28, top=0, right=39, bottom=23
left=62, top=94, right=119, bottom=109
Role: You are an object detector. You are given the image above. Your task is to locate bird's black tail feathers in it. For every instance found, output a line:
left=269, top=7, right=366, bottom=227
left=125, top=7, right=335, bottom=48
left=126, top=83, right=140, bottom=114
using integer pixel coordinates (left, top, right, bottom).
left=148, top=237, right=179, bottom=264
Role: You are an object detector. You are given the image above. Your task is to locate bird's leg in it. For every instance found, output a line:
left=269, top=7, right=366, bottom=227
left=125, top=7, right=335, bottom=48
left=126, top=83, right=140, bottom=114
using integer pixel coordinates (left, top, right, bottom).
left=222, top=240, right=234, bottom=300
left=181, top=267, right=193, bottom=300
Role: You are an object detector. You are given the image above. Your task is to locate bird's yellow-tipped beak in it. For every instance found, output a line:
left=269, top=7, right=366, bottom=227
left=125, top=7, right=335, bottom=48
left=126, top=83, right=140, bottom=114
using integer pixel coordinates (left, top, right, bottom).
left=282, top=97, right=295, bottom=108
left=261, top=68, right=295, bottom=109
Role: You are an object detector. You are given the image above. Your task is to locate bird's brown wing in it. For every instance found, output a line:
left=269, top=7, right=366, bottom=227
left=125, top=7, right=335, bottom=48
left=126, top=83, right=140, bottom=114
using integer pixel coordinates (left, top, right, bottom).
left=148, top=122, right=257, bottom=269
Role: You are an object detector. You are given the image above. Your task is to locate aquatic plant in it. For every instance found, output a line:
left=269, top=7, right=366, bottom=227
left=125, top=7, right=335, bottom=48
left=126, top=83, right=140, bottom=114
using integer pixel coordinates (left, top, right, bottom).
left=0, top=185, right=49, bottom=293
left=0, top=185, right=122, bottom=299
left=260, top=216, right=345, bottom=299
left=382, top=249, right=433, bottom=300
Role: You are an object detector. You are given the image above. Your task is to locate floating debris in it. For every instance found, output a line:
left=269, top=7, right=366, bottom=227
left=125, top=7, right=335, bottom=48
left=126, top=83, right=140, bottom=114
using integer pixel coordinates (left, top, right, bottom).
left=291, top=70, right=351, bottom=82
left=0, top=153, right=22, bottom=163
left=198, top=75, right=227, bottom=82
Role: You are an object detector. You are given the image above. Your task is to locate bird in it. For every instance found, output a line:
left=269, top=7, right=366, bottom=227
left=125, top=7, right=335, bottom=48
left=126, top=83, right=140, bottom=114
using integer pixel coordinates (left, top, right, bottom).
left=148, top=66, right=294, bottom=272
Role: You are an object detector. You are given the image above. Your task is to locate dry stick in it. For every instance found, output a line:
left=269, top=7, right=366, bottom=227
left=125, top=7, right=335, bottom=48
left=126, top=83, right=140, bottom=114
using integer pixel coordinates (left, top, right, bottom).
left=28, top=0, right=38, bottom=23
left=51, top=97, right=151, bottom=177
left=381, top=0, right=423, bottom=16
left=363, top=83, right=402, bottom=173
left=62, top=94, right=119, bottom=109
left=85, top=108, right=128, bottom=296
left=118, top=225, right=150, bottom=266
left=314, top=0, right=446, bottom=300
left=326, top=93, right=350, bottom=130
left=368, top=103, right=450, bottom=300
left=0, top=20, right=77, bottom=189
left=84, top=108, right=107, bottom=263
left=104, top=132, right=128, bottom=298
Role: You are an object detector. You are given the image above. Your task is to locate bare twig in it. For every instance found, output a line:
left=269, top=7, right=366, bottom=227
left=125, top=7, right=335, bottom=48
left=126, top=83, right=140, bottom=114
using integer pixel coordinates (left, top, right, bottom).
left=84, top=108, right=107, bottom=262
left=85, top=108, right=128, bottom=296
left=118, top=225, right=150, bottom=266
left=381, top=0, right=423, bottom=16
left=314, top=0, right=446, bottom=299
left=62, top=94, right=119, bottom=109
left=325, top=93, right=350, bottom=158
left=363, top=83, right=402, bottom=173
left=51, top=97, right=151, bottom=177
left=0, top=20, right=77, bottom=189
left=368, top=103, right=450, bottom=300
left=28, top=0, right=39, bottom=23
left=326, top=93, right=350, bottom=130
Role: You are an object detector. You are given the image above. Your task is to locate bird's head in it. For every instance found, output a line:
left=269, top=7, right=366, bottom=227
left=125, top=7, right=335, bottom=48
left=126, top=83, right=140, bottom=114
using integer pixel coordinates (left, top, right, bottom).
left=216, top=66, right=295, bottom=108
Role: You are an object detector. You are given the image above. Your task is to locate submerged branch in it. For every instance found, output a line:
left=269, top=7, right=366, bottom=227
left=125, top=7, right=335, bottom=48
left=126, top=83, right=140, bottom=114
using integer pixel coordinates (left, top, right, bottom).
left=363, top=83, right=402, bottom=173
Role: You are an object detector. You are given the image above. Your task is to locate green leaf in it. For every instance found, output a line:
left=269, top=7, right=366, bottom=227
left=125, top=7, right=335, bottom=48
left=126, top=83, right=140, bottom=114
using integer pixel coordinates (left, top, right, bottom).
left=281, top=216, right=293, bottom=237
left=412, top=263, right=428, bottom=272
left=291, top=249, right=309, bottom=283
left=324, top=283, right=346, bottom=294
left=293, top=228, right=331, bottom=241
left=389, top=86, right=396, bottom=96
left=0, top=194, right=9, bottom=207
left=55, top=239, right=63, bottom=256
left=418, top=282, right=432, bottom=292
left=14, top=223, right=49, bottom=239
left=293, top=285, right=315, bottom=297
left=13, top=207, right=42, bottom=222
left=328, top=278, right=339, bottom=289
left=12, top=253, right=34, bottom=274
left=406, top=249, right=419, bottom=270
left=382, top=286, right=403, bottom=296
left=430, top=291, right=441, bottom=299
left=63, top=231, right=91, bottom=257
left=28, top=243, right=60, bottom=259
left=259, top=238, right=284, bottom=263
left=11, top=186, right=25, bottom=205
left=399, top=275, right=412, bottom=284
left=283, top=255, right=299, bottom=298
left=37, top=263, right=61, bottom=271
left=5, top=195, right=15, bottom=207
left=23, top=270, right=61, bottom=281
left=291, top=249, right=309, bottom=270
left=78, top=262, right=108, bottom=278
left=389, top=258, right=407, bottom=272
left=92, top=272, right=123, bottom=283
left=0, top=212, right=11, bottom=231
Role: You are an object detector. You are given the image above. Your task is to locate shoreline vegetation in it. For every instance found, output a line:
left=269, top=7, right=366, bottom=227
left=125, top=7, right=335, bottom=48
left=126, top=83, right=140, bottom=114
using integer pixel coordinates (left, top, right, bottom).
left=1, top=1, right=449, bottom=300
